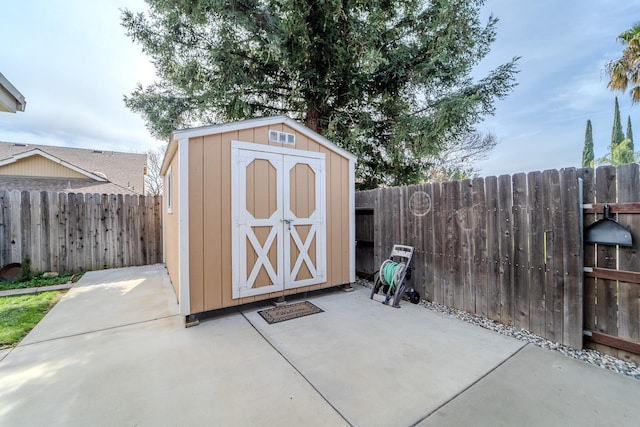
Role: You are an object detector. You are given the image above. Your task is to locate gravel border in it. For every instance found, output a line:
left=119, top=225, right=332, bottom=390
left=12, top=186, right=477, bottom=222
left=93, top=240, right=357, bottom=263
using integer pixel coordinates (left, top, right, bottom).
left=357, top=278, right=640, bottom=380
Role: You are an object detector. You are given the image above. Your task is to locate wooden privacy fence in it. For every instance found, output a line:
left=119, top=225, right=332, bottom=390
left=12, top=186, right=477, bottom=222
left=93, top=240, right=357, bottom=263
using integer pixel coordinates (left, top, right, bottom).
left=0, top=191, right=163, bottom=274
left=356, top=168, right=584, bottom=349
left=357, top=164, right=640, bottom=359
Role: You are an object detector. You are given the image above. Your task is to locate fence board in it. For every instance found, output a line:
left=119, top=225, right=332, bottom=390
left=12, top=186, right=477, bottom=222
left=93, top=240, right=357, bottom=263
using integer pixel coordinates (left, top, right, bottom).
left=579, top=168, right=596, bottom=336
left=544, top=169, right=565, bottom=342
left=451, top=180, right=464, bottom=309
left=497, top=175, right=514, bottom=325
left=561, top=168, right=583, bottom=349
left=472, top=177, right=488, bottom=317
left=10, top=191, right=22, bottom=263
left=460, top=179, right=474, bottom=313
left=442, top=181, right=457, bottom=308
left=527, top=171, right=546, bottom=336
left=432, top=182, right=444, bottom=304
left=405, top=185, right=422, bottom=297
left=423, top=183, right=435, bottom=301
left=47, top=193, right=59, bottom=271
left=21, top=191, right=31, bottom=265
left=616, top=164, right=640, bottom=363
left=512, top=173, right=530, bottom=330
left=595, top=166, right=619, bottom=356
left=0, top=191, right=162, bottom=274
left=485, top=176, right=501, bottom=321
left=0, top=192, right=6, bottom=266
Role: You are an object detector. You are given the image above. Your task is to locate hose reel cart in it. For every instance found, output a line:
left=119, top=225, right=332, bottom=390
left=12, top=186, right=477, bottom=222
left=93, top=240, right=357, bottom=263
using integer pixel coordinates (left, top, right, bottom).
left=370, top=244, right=421, bottom=307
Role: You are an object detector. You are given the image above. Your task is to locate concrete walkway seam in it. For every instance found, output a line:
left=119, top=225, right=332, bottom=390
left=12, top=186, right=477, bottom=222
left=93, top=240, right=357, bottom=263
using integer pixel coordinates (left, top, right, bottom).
left=240, top=309, right=354, bottom=427
left=16, top=314, right=181, bottom=348
left=409, top=342, right=530, bottom=427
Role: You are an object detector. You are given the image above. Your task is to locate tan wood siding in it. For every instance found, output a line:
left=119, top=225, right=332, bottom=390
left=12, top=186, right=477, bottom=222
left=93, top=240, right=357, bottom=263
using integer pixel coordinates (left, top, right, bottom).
left=186, top=124, right=352, bottom=313
left=0, top=155, right=87, bottom=178
left=203, top=134, right=224, bottom=310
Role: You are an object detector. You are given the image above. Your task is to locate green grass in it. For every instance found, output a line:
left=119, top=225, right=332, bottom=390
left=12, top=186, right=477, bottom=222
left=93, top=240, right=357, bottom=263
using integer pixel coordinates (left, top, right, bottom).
left=0, top=272, right=81, bottom=291
left=0, top=291, right=64, bottom=348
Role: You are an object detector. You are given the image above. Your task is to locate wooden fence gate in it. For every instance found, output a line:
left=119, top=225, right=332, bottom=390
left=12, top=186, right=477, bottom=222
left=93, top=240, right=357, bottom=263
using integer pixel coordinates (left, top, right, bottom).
left=581, top=165, right=640, bottom=363
left=356, top=164, right=640, bottom=362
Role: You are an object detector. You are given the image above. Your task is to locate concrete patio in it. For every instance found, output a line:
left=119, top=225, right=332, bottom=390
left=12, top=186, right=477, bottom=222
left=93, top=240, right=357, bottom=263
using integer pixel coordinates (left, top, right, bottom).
left=1, top=264, right=638, bottom=426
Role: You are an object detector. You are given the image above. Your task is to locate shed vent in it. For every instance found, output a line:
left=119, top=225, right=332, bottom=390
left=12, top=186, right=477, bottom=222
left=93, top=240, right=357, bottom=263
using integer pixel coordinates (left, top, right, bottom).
left=268, top=130, right=296, bottom=145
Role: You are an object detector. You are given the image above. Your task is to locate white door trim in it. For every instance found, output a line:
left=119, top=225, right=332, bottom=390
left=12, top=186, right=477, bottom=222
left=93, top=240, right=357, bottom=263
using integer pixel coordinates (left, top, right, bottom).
left=231, top=141, right=326, bottom=298
left=232, top=149, right=284, bottom=298
left=283, top=155, right=326, bottom=289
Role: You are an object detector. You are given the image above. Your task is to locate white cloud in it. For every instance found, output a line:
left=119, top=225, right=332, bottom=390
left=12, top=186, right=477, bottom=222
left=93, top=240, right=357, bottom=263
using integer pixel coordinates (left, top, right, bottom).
left=0, top=0, right=160, bottom=154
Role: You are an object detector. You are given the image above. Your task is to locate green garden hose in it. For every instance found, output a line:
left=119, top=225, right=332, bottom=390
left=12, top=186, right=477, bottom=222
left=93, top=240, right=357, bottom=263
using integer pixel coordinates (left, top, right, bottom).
left=380, top=260, right=405, bottom=295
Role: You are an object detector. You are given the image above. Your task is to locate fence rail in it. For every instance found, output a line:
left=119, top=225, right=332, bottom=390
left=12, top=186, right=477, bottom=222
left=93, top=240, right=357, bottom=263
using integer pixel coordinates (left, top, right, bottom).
left=0, top=191, right=163, bottom=274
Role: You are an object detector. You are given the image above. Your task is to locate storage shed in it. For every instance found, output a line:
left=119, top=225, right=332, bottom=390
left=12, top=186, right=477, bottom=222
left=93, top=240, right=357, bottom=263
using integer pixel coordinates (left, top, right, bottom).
left=161, top=116, right=357, bottom=318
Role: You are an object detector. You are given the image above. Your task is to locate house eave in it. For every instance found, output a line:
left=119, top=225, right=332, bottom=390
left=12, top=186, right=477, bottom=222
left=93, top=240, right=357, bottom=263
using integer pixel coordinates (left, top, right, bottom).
left=0, top=72, right=26, bottom=113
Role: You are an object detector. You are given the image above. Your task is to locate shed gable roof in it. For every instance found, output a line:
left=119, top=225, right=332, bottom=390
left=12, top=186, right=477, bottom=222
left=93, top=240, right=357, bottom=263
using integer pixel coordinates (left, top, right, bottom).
left=164, top=116, right=357, bottom=174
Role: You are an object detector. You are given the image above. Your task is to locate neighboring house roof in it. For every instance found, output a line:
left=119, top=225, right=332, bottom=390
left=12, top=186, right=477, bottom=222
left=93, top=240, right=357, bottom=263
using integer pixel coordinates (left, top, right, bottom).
left=0, top=72, right=26, bottom=113
left=0, top=141, right=147, bottom=195
left=163, top=115, right=357, bottom=175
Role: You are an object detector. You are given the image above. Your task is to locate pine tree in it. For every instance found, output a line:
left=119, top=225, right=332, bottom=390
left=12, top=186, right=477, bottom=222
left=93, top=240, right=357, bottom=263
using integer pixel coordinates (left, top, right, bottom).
left=582, top=120, right=594, bottom=167
left=122, top=0, right=519, bottom=188
left=611, top=97, right=625, bottom=154
left=626, top=115, right=634, bottom=150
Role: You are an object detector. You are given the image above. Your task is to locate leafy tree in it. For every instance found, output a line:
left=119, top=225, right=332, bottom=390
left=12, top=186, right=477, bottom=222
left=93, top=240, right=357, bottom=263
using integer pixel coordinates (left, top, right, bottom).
left=612, top=139, right=635, bottom=165
left=607, top=23, right=640, bottom=103
left=423, top=131, right=497, bottom=181
left=582, top=119, right=594, bottom=167
left=145, top=144, right=167, bottom=196
left=122, top=0, right=519, bottom=188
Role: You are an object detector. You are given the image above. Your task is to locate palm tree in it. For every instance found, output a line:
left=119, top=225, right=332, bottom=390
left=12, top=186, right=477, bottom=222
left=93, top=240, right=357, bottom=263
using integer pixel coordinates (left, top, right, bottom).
left=607, top=23, right=640, bottom=103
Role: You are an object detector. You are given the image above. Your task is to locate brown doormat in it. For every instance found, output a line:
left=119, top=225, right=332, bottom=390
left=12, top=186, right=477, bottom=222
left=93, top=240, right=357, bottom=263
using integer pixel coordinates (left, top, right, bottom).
left=258, top=301, right=324, bottom=324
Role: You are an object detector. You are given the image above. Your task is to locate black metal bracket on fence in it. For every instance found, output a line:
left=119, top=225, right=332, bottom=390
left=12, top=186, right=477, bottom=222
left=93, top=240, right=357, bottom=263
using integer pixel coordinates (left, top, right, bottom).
left=583, top=203, right=633, bottom=247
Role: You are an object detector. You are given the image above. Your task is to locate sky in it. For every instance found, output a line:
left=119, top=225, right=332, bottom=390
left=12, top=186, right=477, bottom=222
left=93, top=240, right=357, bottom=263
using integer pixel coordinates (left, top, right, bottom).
left=1, top=0, right=639, bottom=177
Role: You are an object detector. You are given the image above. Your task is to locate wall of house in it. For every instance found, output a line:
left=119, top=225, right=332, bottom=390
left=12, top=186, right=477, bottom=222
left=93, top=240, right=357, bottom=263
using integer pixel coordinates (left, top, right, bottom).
left=0, top=155, right=87, bottom=178
left=187, top=123, right=351, bottom=313
left=164, top=150, right=180, bottom=299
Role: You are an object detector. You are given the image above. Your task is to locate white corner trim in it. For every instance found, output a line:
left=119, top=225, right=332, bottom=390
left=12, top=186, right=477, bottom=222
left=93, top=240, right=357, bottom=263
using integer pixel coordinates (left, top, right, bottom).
left=349, top=159, right=356, bottom=283
left=177, top=138, right=191, bottom=316
left=0, top=149, right=108, bottom=181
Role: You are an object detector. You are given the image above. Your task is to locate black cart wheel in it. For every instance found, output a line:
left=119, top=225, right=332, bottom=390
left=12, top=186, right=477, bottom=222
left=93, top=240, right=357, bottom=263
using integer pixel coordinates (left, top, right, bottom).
left=370, top=274, right=382, bottom=299
left=410, top=291, right=421, bottom=304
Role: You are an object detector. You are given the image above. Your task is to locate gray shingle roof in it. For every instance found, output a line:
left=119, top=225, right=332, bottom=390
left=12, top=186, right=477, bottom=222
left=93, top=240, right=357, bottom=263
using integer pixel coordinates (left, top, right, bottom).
left=0, top=141, right=146, bottom=194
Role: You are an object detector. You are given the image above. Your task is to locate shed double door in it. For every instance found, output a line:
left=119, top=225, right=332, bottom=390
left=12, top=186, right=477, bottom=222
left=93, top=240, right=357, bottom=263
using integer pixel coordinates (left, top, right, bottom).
left=231, top=141, right=326, bottom=299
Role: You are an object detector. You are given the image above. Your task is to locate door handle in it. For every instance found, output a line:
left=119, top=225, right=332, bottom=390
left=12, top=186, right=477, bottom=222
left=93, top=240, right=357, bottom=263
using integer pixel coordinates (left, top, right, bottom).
left=282, top=218, right=294, bottom=230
